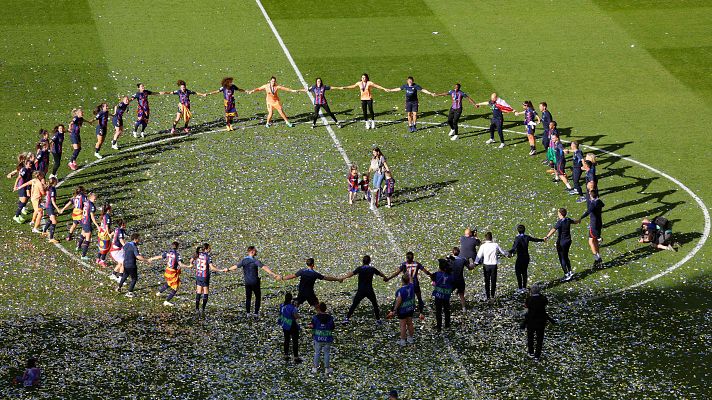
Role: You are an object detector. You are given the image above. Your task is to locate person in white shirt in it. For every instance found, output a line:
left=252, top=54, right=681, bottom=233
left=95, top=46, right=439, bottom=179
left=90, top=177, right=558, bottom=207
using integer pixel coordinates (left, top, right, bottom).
left=475, top=232, right=509, bottom=300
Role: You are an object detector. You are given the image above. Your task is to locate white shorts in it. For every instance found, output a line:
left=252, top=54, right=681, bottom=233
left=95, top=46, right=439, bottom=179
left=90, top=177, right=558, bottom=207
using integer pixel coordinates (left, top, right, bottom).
left=110, top=249, right=125, bottom=264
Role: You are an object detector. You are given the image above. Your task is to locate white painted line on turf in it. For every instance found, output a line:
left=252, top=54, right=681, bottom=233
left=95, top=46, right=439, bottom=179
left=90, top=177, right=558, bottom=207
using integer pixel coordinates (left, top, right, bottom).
left=253, top=1, right=482, bottom=396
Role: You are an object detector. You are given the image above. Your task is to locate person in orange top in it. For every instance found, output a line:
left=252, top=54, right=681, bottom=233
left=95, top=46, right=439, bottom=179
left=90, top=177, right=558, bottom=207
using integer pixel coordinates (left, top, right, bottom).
left=335, top=73, right=386, bottom=130
left=247, top=76, right=299, bottom=128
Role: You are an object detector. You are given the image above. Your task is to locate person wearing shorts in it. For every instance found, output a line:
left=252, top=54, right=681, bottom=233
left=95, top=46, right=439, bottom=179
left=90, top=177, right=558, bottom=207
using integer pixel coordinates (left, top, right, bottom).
left=386, top=76, right=433, bottom=132
left=387, top=274, right=416, bottom=346
left=247, top=76, right=299, bottom=128
left=577, top=189, right=605, bottom=268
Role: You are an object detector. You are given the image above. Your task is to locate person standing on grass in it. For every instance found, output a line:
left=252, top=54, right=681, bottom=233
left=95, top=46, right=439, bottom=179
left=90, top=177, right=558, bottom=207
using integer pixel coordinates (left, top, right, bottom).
left=521, top=284, right=556, bottom=361
left=367, top=147, right=390, bottom=210
left=449, top=247, right=474, bottom=313
left=280, top=257, right=342, bottom=312
left=432, top=83, right=476, bottom=141
left=509, top=224, right=545, bottom=293
left=335, top=73, right=387, bottom=130
left=95, top=203, right=112, bottom=267
left=387, top=274, right=416, bottom=346
left=132, top=83, right=169, bottom=139
left=148, top=241, right=191, bottom=307
left=278, top=292, right=302, bottom=364
left=340, top=255, right=386, bottom=325
left=475, top=232, right=509, bottom=300
left=430, top=258, right=454, bottom=332
left=565, top=141, right=584, bottom=197
left=543, top=208, right=580, bottom=281
left=60, top=186, right=85, bottom=241
left=77, top=192, right=99, bottom=261
left=111, top=96, right=131, bottom=150
left=248, top=76, right=300, bottom=128
left=385, top=76, right=434, bottom=132
left=385, top=252, right=431, bottom=321
left=93, top=102, right=110, bottom=159
left=301, top=78, right=340, bottom=129
left=49, top=124, right=65, bottom=177
left=234, top=246, right=280, bottom=319
left=117, top=233, right=147, bottom=298
left=170, top=80, right=207, bottom=134
left=577, top=189, right=605, bottom=268
left=475, top=92, right=514, bottom=148
left=538, top=102, right=553, bottom=159
left=308, top=302, right=335, bottom=375
left=108, top=219, right=127, bottom=282
left=459, top=227, right=481, bottom=264
left=514, top=100, right=538, bottom=156
left=67, top=108, right=94, bottom=171
left=552, top=134, right=573, bottom=191
left=202, top=77, right=246, bottom=131
left=14, top=170, right=44, bottom=232
left=192, top=243, right=230, bottom=318
left=581, top=158, right=598, bottom=204
left=347, top=165, right=360, bottom=205
left=41, top=176, right=61, bottom=243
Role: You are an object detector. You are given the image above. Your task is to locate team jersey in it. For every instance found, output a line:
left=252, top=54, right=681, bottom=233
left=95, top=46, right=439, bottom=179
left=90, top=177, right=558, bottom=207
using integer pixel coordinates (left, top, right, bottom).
left=278, top=302, right=298, bottom=331
left=18, top=167, right=32, bottom=188
left=265, top=84, right=281, bottom=103
left=115, top=101, right=129, bottom=120
left=432, top=271, right=454, bottom=300
left=524, top=108, right=537, bottom=125
left=36, top=149, right=49, bottom=172
left=163, top=249, right=180, bottom=270
left=311, top=314, right=335, bottom=343
left=309, top=85, right=331, bottom=105
left=173, top=89, right=196, bottom=107
left=401, top=84, right=422, bottom=102
left=111, top=227, right=126, bottom=250
left=488, top=100, right=504, bottom=120
left=555, top=142, right=566, bottom=164
left=238, top=256, right=264, bottom=286
left=45, top=186, right=56, bottom=211
left=581, top=198, right=605, bottom=230
left=50, top=131, right=64, bottom=154
left=572, top=149, right=584, bottom=168
left=358, top=178, right=369, bottom=192
left=296, top=268, right=324, bottom=295
left=195, top=252, right=211, bottom=279
left=99, top=213, right=111, bottom=233
left=352, top=265, right=383, bottom=291
left=133, top=90, right=154, bottom=113
left=220, top=84, right=239, bottom=111
left=396, top=284, right=416, bottom=315
left=96, top=110, right=109, bottom=129
left=399, top=261, right=424, bottom=285
left=586, top=166, right=598, bottom=187
left=348, top=174, right=359, bottom=190
left=70, top=116, right=84, bottom=135
left=81, top=200, right=95, bottom=225
left=450, top=256, right=469, bottom=282
left=540, top=110, right=553, bottom=127
left=448, top=90, right=468, bottom=109
left=385, top=177, right=395, bottom=195
left=72, top=193, right=85, bottom=210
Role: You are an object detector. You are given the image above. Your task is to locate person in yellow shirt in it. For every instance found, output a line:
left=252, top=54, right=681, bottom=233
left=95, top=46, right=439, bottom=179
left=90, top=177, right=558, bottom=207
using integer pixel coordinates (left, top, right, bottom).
left=335, top=73, right=386, bottom=130
left=248, top=76, right=299, bottom=127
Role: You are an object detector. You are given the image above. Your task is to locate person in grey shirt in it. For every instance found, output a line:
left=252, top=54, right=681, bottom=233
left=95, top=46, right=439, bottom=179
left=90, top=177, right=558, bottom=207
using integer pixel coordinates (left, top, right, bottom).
left=459, top=227, right=481, bottom=262
left=233, top=246, right=279, bottom=319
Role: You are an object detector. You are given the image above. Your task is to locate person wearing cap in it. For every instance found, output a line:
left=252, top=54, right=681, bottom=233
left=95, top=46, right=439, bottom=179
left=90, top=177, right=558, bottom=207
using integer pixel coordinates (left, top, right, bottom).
left=521, top=284, right=556, bottom=361
left=280, top=258, right=342, bottom=312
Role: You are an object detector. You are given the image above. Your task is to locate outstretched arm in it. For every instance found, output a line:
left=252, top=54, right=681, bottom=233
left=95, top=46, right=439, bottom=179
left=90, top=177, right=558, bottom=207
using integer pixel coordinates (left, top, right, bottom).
left=543, top=227, right=557, bottom=242
left=209, top=263, right=229, bottom=273
left=281, top=273, right=297, bottom=281
left=370, top=82, right=387, bottom=91
left=261, top=265, right=280, bottom=280
left=420, top=88, right=434, bottom=96
left=277, top=85, right=300, bottom=93
left=202, top=90, right=221, bottom=97
left=384, top=267, right=401, bottom=282
left=466, top=97, right=477, bottom=106
left=338, top=271, right=355, bottom=282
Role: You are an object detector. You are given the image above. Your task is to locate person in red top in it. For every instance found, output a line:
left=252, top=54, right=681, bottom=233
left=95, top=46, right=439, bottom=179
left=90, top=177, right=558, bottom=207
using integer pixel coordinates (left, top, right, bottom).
left=347, top=165, right=360, bottom=205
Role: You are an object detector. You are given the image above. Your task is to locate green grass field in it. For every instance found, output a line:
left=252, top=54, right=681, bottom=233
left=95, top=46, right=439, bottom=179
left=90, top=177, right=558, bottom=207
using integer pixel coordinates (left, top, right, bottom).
left=0, top=1, right=710, bottom=398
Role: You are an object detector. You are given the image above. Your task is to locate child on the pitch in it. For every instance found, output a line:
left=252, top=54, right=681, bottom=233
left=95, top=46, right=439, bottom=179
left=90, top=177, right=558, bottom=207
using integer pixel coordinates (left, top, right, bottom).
left=203, top=77, right=246, bottom=131
left=193, top=243, right=229, bottom=317
left=61, top=186, right=86, bottom=242
left=347, top=165, right=359, bottom=205
left=95, top=203, right=112, bottom=267
left=279, top=292, right=302, bottom=363
left=93, top=102, right=110, bottom=159
left=12, top=157, right=34, bottom=224
left=387, top=274, right=416, bottom=346
left=384, top=170, right=395, bottom=208
left=308, top=302, right=335, bottom=374
left=41, top=176, right=62, bottom=243
left=514, top=100, right=538, bottom=156
left=430, top=258, right=454, bottom=332
left=78, top=192, right=99, bottom=260
left=109, top=219, right=127, bottom=282
left=171, top=80, right=205, bottom=134
left=358, top=174, right=371, bottom=202
left=15, top=170, right=46, bottom=233
left=111, top=96, right=131, bottom=150
left=14, top=357, right=41, bottom=388
left=149, top=241, right=190, bottom=307
left=508, top=224, right=545, bottom=292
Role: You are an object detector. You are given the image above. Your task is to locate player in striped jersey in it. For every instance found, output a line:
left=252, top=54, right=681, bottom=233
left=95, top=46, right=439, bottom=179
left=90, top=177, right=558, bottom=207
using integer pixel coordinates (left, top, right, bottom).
left=93, top=103, right=110, bottom=159
left=111, top=96, right=131, bottom=150
left=301, top=78, right=340, bottom=129
left=148, top=241, right=190, bottom=307
left=432, top=83, right=476, bottom=140
left=514, top=100, right=538, bottom=155
left=60, top=186, right=86, bottom=241
left=41, top=176, right=62, bottom=243
left=385, top=252, right=431, bottom=321
left=95, top=203, right=112, bottom=267
left=171, top=80, right=206, bottom=134
left=77, top=192, right=99, bottom=261
left=203, top=77, right=246, bottom=131
left=192, top=243, right=230, bottom=318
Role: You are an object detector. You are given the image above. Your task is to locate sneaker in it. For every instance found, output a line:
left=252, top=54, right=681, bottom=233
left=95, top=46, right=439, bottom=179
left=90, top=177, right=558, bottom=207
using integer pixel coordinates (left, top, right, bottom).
left=568, top=189, right=579, bottom=195
left=450, top=135, right=458, bottom=141
left=576, top=197, right=587, bottom=203
left=325, top=368, right=333, bottom=375
left=375, top=319, right=384, bottom=326
left=369, top=204, right=376, bottom=211
left=81, top=256, right=90, bottom=261
left=140, top=131, right=145, bottom=138
left=31, top=228, right=40, bottom=233
left=485, top=139, right=495, bottom=144
left=12, top=216, right=22, bottom=224
left=286, top=122, right=293, bottom=128
left=448, top=129, right=455, bottom=136
left=336, top=122, right=342, bottom=128
left=170, top=128, right=176, bottom=134
left=461, top=307, right=466, bottom=313
left=341, top=318, right=350, bottom=325
left=156, top=291, right=163, bottom=297
left=68, top=161, right=77, bottom=171
left=311, top=123, right=316, bottom=129
left=406, top=336, right=415, bottom=344
left=498, top=143, right=505, bottom=149
left=125, top=292, right=134, bottom=298
left=397, top=339, right=406, bottom=347
left=265, top=122, right=271, bottom=128
left=48, top=239, right=59, bottom=244
left=183, top=127, right=190, bottom=133
left=252, top=313, right=259, bottom=320
left=163, top=301, right=174, bottom=307
left=365, top=121, right=370, bottom=130
left=386, top=204, right=391, bottom=208
left=528, top=353, right=535, bottom=358
left=94, top=152, right=103, bottom=159
left=111, top=143, right=119, bottom=150
left=132, top=131, right=138, bottom=138
left=311, top=367, right=318, bottom=374
left=370, top=121, right=376, bottom=129
left=529, top=149, right=536, bottom=156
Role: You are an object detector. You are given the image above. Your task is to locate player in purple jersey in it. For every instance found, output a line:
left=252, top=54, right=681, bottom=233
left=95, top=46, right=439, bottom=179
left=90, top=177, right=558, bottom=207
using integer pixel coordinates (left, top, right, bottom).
left=192, top=243, right=230, bottom=318
left=299, top=78, right=340, bottom=129
left=432, top=83, right=477, bottom=140
left=93, top=102, right=110, bottom=159
left=77, top=192, right=99, bottom=261
left=385, top=251, right=431, bottom=320
left=132, top=83, right=169, bottom=138
left=41, top=176, right=62, bottom=243
left=49, top=125, right=65, bottom=178
left=67, top=108, right=94, bottom=171
left=515, top=100, right=538, bottom=156
left=12, top=157, right=34, bottom=224
left=203, top=77, right=246, bottom=131
left=171, top=80, right=206, bottom=134
left=111, top=96, right=132, bottom=150
left=34, top=140, right=50, bottom=175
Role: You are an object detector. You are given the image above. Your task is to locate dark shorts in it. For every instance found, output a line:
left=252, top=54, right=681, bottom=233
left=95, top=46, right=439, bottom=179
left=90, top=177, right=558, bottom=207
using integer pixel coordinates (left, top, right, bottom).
left=398, top=311, right=414, bottom=320
left=112, top=116, right=123, bottom=128
left=296, top=291, right=318, bottom=307
left=526, top=125, right=535, bottom=135
left=556, top=162, right=566, bottom=175
left=196, top=276, right=210, bottom=287
left=70, top=133, right=81, bottom=145
left=96, top=126, right=107, bottom=137
left=453, top=280, right=466, bottom=294
left=17, top=187, right=27, bottom=198
left=137, top=110, right=149, bottom=122
left=46, top=206, right=56, bottom=217
left=589, top=226, right=601, bottom=240
left=405, top=101, right=419, bottom=113
left=82, top=223, right=93, bottom=233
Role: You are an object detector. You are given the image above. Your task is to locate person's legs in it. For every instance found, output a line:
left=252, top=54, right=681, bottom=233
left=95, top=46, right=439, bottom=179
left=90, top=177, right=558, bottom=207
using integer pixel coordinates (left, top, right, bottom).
left=265, top=105, right=274, bottom=124
left=562, top=241, right=572, bottom=274
left=556, top=242, right=568, bottom=275
left=491, top=266, right=498, bottom=298
left=253, top=283, right=262, bottom=315
left=312, top=105, right=320, bottom=125
left=399, top=319, right=407, bottom=341
left=127, top=268, right=138, bottom=292
left=497, top=119, right=505, bottom=143
left=527, top=325, right=535, bottom=356
left=489, top=121, right=496, bottom=141
left=322, top=103, right=338, bottom=123
left=365, top=290, right=380, bottom=320
left=361, top=100, right=368, bottom=122
left=323, top=344, right=331, bottom=370
left=414, top=284, right=424, bottom=316
left=276, top=106, right=290, bottom=123
left=483, top=265, right=491, bottom=299
left=367, top=100, right=374, bottom=121
left=346, top=291, right=366, bottom=319
left=515, top=263, right=524, bottom=290
left=435, top=298, right=443, bottom=331
left=452, top=108, right=462, bottom=135
left=535, top=325, right=545, bottom=359
left=313, top=341, right=322, bottom=368
left=406, top=317, right=415, bottom=337
left=572, top=167, right=583, bottom=195
left=290, top=326, right=299, bottom=358
left=245, top=284, right=254, bottom=314
left=52, top=152, right=62, bottom=176
left=283, top=330, right=290, bottom=356
left=447, top=108, right=456, bottom=130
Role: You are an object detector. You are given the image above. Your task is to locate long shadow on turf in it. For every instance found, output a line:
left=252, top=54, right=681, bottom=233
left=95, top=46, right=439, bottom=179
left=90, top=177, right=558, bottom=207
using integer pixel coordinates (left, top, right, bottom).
left=392, top=179, right=459, bottom=206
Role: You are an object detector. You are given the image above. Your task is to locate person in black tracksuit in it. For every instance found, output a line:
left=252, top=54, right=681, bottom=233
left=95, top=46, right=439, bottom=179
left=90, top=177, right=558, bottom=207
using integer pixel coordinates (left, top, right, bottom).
left=577, top=189, right=605, bottom=267
left=544, top=208, right=580, bottom=281
left=567, top=141, right=584, bottom=196
left=340, top=255, right=386, bottom=324
left=521, top=284, right=556, bottom=360
left=509, top=225, right=545, bottom=292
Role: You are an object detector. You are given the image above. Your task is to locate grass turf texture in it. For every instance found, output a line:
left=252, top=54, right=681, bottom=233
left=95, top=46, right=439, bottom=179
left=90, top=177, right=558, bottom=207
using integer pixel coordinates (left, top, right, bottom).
left=0, top=0, right=710, bottom=398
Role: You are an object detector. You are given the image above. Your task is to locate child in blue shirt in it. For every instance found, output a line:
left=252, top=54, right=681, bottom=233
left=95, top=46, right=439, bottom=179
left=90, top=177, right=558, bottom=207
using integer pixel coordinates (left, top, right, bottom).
left=278, top=292, right=302, bottom=363
left=430, top=258, right=454, bottom=332
left=308, top=302, right=335, bottom=375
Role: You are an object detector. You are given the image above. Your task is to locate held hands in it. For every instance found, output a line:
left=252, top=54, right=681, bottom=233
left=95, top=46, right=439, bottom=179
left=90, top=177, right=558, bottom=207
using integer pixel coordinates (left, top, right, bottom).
left=386, top=311, right=395, bottom=320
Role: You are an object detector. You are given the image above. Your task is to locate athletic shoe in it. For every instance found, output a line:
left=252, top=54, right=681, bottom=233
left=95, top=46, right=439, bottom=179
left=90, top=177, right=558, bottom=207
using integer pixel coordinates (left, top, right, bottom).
left=552, top=178, right=559, bottom=183
left=94, top=152, right=102, bottom=159
left=140, top=131, right=145, bottom=138
left=325, top=368, right=333, bottom=375
left=265, top=122, right=271, bottom=128
left=336, top=122, right=342, bottom=128
left=451, top=134, right=459, bottom=141
left=568, top=189, right=579, bottom=195
left=97, top=260, right=107, bottom=268
left=12, top=216, right=22, bottom=224
left=75, top=246, right=80, bottom=252
left=48, top=239, right=59, bottom=244
left=252, top=313, right=259, bottom=321
left=68, top=161, right=77, bottom=171
left=406, top=336, right=414, bottom=344
left=386, top=204, right=391, bottom=208
left=485, top=139, right=495, bottom=144
left=311, top=123, right=316, bottom=129
left=448, top=129, right=455, bottom=136
left=529, top=149, right=536, bottom=156
left=576, top=197, right=587, bottom=203
left=156, top=291, right=163, bottom=297
left=81, top=256, right=90, bottom=261
left=183, top=127, right=190, bottom=133
left=31, top=228, right=40, bottom=233
left=311, top=367, right=318, bottom=374
left=461, top=307, right=466, bottom=313
left=364, top=122, right=370, bottom=130
left=397, top=339, right=406, bottom=347
left=375, top=319, right=384, bottom=326
left=20, top=207, right=29, bottom=215
left=111, top=143, right=119, bottom=150
left=125, top=292, right=134, bottom=298
left=369, top=204, right=376, bottom=211
left=528, top=353, right=535, bottom=358
left=370, top=120, right=376, bottom=129
left=498, top=143, right=505, bottom=149
left=286, top=122, right=294, bottom=128
left=132, top=131, right=138, bottom=138
left=341, top=318, right=350, bottom=325
left=163, top=301, right=174, bottom=307
left=170, top=128, right=176, bottom=134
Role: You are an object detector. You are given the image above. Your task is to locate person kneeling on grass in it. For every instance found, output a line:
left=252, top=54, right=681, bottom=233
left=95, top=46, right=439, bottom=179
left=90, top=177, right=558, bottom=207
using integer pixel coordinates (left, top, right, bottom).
left=308, top=302, right=335, bottom=375
left=520, top=284, right=556, bottom=361
left=640, top=217, right=677, bottom=251
left=387, top=274, right=416, bottom=346
left=279, top=292, right=302, bottom=364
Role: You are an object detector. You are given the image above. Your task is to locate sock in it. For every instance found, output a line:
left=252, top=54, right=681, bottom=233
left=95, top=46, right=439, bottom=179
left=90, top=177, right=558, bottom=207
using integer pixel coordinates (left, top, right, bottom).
left=94, top=146, right=100, bottom=154
left=184, top=122, right=189, bottom=128
left=530, top=145, right=535, bottom=151
left=594, top=253, right=601, bottom=261
left=76, top=236, right=84, bottom=249
left=111, top=140, right=116, bottom=145
left=195, top=294, right=201, bottom=310
left=81, top=242, right=89, bottom=257
left=565, top=182, right=572, bottom=189
left=166, top=289, right=176, bottom=302
left=15, top=201, right=24, bottom=217
left=202, top=294, right=209, bottom=311
left=43, top=218, right=51, bottom=232
left=71, top=148, right=80, bottom=162
left=172, top=122, right=177, bottom=129
left=48, top=224, right=55, bottom=239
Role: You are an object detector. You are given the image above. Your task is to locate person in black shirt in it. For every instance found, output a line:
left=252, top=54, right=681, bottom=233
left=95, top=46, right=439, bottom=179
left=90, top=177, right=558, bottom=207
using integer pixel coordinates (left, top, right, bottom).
left=577, top=189, right=605, bottom=267
left=544, top=208, right=580, bottom=281
left=459, top=228, right=481, bottom=263
left=281, top=258, right=341, bottom=312
left=509, top=225, right=545, bottom=292
left=448, top=247, right=474, bottom=312
left=339, top=255, right=386, bottom=324
left=521, top=284, right=556, bottom=361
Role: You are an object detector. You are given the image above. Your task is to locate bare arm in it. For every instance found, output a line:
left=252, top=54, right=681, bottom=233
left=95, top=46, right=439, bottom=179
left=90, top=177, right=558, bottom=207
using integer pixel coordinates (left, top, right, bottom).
left=261, top=265, right=280, bottom=280
left=420, top=88, right=434, bottom=95
left=384, top=267, right=401, bottom=282
left=282, top=273, right=297, bottom=281
left=370, top=82, right=387, bottom=91
left=277, top=85, right=299, bottom=93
